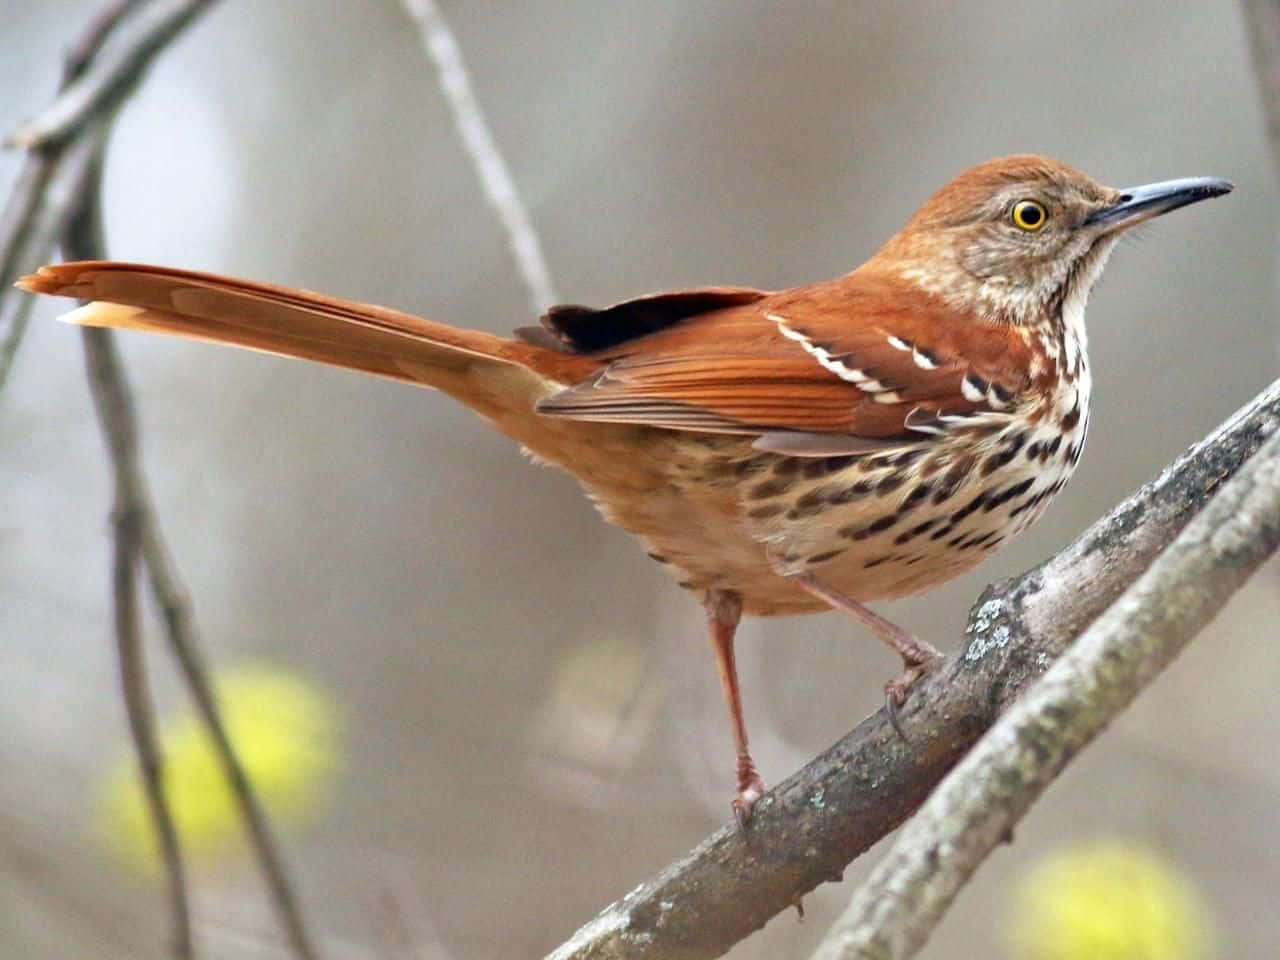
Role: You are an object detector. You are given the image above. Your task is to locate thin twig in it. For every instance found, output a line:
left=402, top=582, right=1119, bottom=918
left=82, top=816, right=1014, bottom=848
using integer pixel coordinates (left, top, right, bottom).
left=402, top=0, right=559, bottom=314
left=0, top=0, right=138, bottom=390
left=71, top=130, right=194, bottom=958
left=6, top=3, right=210, bottom=951
left=6, top=0, right=218, bottom=149
left=6, top=0, right=317, bottom=955
left=52, top=35, right=320, bottom=960
left=546, top=376, right=1280, bottom=960
left=811, top=431, right=1280, bottom=960
left=140, top=521, right=321, bottom=960
left=0, top=141, right=106, bottom=393
left=71, top=217, right=320, bottom=960
left=1, top=0, right=216, bottom=394
left=84, top=324, right=195, bottom=959
left=62, top=0, right=148, bottom=83
left=0, top=153, right=56, bottom=390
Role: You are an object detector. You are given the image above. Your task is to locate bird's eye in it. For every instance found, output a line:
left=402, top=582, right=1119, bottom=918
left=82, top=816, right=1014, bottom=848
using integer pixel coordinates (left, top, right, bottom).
left=1011, top=200, right=1048, bottom=231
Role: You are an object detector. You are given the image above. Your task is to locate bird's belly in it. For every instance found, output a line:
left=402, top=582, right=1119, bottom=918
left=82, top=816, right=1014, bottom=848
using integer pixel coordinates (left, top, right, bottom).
left=569, top=419, right=1085, bottom=617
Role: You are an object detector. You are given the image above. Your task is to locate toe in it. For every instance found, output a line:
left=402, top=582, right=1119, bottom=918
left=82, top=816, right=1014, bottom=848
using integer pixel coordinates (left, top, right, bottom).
left=732, top=776, right=767, bottom=827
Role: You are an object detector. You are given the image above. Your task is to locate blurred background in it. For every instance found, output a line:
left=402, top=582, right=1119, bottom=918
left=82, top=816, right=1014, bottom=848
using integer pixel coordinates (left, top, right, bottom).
left=2, top=1, right=1277, bottom=957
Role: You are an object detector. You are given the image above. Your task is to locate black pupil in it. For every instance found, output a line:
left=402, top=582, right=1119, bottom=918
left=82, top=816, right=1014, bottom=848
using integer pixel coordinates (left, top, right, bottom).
left=1020, top=204, right=1042, bottom=226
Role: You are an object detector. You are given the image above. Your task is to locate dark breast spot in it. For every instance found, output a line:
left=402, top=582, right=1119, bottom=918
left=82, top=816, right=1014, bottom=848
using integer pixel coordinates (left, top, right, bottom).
left=867, top=514, right=898, bottom=534
left=795, top=486, right=837, bottom=511
left=804, top=455, right=859, bottom=479
left=840, top=513, right=899, bottom=540
left=748, top=478, right=792, bottom=499
left=1061, top=397, right=1081, bottom=432
left=747, top=502, right=786, bottom=521
left=864, top=553, right=900, bottom=569
left=981, top=432, right=1028, bottom=476
left=897, top=481, right=935, bottom=515
left=772, top=457, right=803, bottom=477
left=983, top=477, right=1035, bottom=512
left=829, top=479, right=876, bottom=505
left=806, top=548, right=846, bottom=565
left=895, top=517, right=941, bottom=545
left=876, top=472, right=907, bottom=495
left=951, top=490, right=989, bottom=523
left=932, top=459, right=972, bottom=504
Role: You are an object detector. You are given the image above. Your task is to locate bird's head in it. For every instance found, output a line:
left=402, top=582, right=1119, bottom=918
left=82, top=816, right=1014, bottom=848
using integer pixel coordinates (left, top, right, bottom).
left=874, top=154, right=1232, bottom=324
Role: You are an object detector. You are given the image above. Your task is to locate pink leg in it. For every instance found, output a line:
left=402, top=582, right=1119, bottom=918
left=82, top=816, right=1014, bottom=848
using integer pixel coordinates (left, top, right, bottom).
left=790, top=571, right=941, bottom=732
left=704, top=589, right=766, bottom=824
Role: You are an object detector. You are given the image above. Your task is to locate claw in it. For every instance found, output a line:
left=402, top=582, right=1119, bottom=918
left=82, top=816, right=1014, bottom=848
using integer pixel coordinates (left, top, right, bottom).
left=732, top=770, right=767, bottom=828
left=883, top=654, right=941, bottom=743
left=885, top=688, right=910, bottom=743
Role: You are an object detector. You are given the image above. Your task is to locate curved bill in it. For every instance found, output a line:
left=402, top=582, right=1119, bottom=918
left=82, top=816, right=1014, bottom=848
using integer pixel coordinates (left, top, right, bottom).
left=1086, top=176, right=1233, bottom=231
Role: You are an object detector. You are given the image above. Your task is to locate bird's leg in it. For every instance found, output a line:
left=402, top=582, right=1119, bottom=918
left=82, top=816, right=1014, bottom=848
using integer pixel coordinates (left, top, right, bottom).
left=789, top=571, right=941, bottom=737
left=703, top=588, right=765, bottom=824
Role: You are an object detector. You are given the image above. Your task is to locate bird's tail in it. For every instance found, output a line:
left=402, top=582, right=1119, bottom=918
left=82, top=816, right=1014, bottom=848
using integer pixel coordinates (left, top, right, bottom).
left=18, top=261, right=600, bottom=445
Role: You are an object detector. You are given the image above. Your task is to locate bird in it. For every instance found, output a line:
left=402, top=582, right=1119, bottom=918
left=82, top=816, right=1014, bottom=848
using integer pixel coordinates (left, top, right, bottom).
left=19, top=155, right=1232, bottom=821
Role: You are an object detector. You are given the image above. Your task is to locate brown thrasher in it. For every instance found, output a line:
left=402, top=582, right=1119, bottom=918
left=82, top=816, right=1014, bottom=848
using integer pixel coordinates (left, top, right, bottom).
left=20, top=155, right=1230, bottom=820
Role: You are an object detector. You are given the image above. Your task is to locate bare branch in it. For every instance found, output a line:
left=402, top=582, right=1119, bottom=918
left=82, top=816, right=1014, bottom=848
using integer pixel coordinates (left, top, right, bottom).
left=71, top=119, right=194, bottom=959
left=811, top=424, right=1280, bottom=959
left=0, top=151, right=63, bottom=391
left=62, top=0, right=149, bottom=83
left=5, top=0, right=219, bottom=149
left=5, top=1, right=319, bottom=955
left=140, top=520, right=322, bottom=960
left=73, top=223, right=321, bottom=960
left=83, top=322, right=195, bottom=959
left=402, top=0, right=559, bottom=314
left=546, top=376, right=1280, bottom=960
left=1, top=0, right=217, bottom=394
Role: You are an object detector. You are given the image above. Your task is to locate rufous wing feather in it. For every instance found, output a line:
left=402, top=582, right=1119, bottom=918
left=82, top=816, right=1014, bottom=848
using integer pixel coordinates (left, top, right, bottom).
left=536, top=269, right=1034, bottom=444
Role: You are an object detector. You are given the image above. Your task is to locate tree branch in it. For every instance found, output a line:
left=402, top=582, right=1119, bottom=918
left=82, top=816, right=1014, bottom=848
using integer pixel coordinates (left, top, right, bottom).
left=0, top=0, right=218, bottom=394
left=811, top=418, right=1280, bottom=959
left=5, top=0, right=216, bottom=149
left=546, top=376, right=1280, bottom=960
left=401, top=0, right=559, bottom=314
left=67, top=128, right=323, bottom=960
left=6, top=1, right=320, bottom=956
left=73, top=134, right=194, bottom=960
left=83, top=322, right=195, bottom=959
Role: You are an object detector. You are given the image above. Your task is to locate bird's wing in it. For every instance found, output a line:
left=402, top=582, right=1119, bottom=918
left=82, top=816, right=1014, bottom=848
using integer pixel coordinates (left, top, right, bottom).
left=536, top=271, right=1036, bottom=449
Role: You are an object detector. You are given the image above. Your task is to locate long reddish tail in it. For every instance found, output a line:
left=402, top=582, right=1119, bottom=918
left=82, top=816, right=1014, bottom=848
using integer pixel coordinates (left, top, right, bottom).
left=18, top=261, right=599, bottom=436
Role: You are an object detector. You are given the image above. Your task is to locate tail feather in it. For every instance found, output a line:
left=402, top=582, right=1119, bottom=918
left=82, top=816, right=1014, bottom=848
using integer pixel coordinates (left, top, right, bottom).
left=18, top=262, right=596, bottom=392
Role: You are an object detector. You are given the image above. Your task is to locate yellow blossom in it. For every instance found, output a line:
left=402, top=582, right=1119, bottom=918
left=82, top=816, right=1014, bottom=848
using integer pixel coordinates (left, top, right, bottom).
left=98, top=662, right=339, bottom=870
left=1009, top=839, right=1213, bottom=960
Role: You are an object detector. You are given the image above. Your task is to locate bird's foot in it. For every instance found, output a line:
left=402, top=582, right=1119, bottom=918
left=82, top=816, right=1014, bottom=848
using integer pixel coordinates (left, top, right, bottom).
left=732, top=762, right=767, bottom=828
left=883, top=642, right=943, bottom=741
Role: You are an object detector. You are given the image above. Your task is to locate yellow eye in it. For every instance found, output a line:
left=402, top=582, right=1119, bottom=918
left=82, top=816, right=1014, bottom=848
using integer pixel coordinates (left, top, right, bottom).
left=1011, top=199, right=1048, bottom=231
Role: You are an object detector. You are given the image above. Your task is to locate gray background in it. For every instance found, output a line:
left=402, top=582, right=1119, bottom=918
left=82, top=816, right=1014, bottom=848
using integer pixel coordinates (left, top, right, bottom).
left=2, top=1, right=1277, bottom=957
